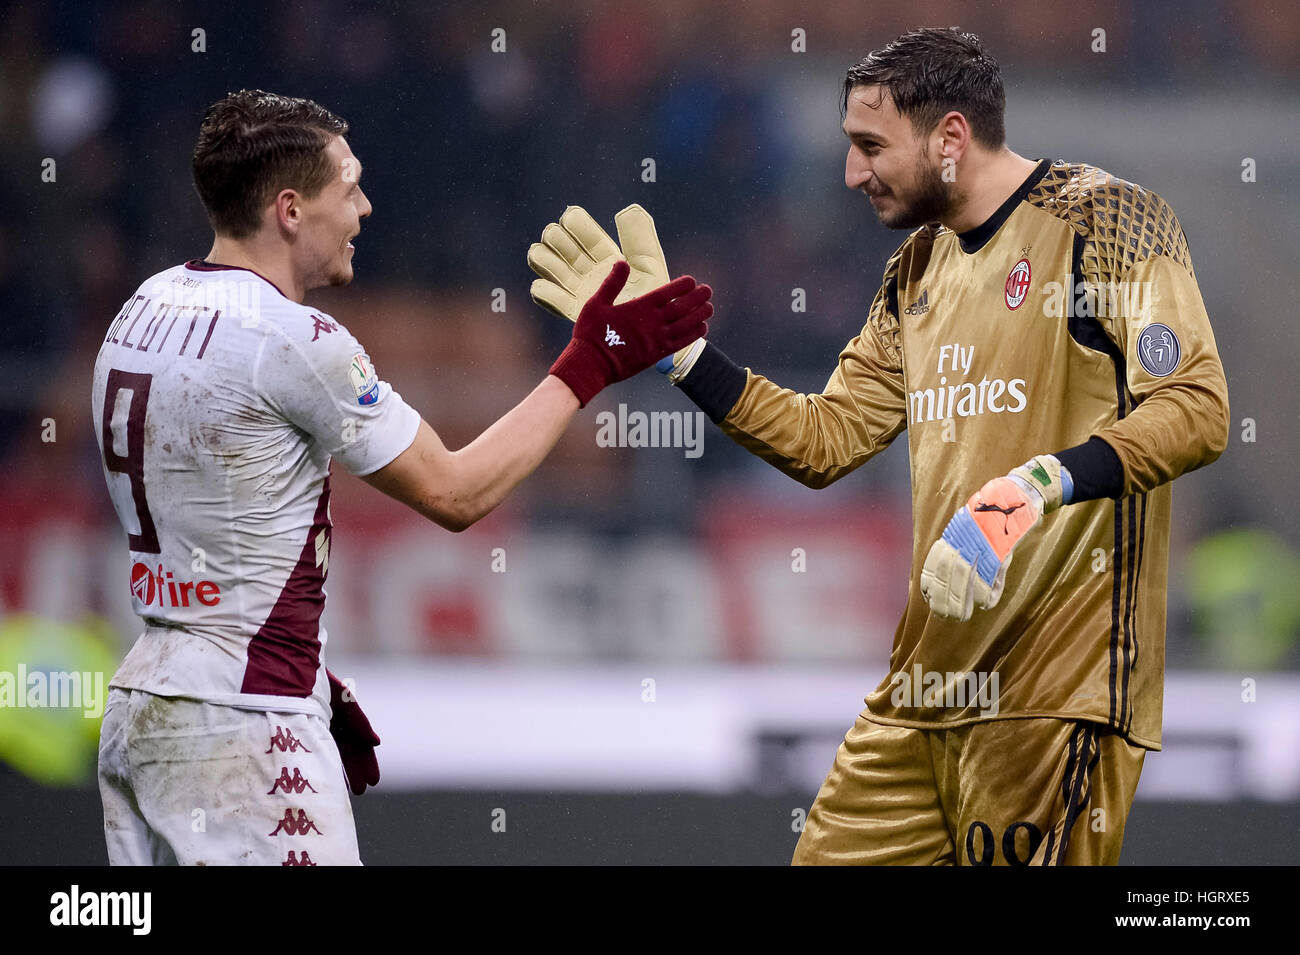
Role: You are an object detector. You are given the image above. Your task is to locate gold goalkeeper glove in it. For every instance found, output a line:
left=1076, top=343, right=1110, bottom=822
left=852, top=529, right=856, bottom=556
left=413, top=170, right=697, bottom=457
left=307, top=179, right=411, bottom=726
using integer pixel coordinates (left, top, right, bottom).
left=527, top=204, right=706, bottom=384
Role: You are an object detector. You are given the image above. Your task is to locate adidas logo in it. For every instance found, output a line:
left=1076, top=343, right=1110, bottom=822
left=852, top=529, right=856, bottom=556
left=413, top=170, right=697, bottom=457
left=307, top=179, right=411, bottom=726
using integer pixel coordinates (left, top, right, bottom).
left=605, top=325, right=626, bottom=346
left=904, top=290, right=931, bottom=315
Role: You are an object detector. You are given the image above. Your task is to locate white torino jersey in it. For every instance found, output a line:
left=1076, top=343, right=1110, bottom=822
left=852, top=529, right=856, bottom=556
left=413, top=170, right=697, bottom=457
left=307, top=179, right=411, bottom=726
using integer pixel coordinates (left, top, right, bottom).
left=91, top=261, right=420, bottom=719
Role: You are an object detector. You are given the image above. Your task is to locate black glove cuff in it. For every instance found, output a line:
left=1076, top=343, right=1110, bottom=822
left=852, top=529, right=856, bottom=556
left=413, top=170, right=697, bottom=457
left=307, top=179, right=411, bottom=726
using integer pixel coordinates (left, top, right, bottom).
left=678, top=342, right=747, bottom=423
left=1054, top=436, right=1125, bottom=502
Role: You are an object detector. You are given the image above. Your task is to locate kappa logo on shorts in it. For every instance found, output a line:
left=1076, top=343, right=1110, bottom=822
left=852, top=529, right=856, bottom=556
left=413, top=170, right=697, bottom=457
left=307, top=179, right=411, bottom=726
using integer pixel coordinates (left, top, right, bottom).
left=267, top=767, right=318, bottom=795
left=1136, top=322, right=1181, bottom=377
left=282, top=851, right=317, bottom=866
left=268, top=809, right=323, bottom=837
left=266, top=727, right=311, bottom=754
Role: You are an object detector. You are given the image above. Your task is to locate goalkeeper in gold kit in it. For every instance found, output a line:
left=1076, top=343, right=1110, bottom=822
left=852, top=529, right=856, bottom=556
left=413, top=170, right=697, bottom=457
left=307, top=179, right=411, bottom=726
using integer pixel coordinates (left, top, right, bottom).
left=528, top=28, right=1229, bottom=864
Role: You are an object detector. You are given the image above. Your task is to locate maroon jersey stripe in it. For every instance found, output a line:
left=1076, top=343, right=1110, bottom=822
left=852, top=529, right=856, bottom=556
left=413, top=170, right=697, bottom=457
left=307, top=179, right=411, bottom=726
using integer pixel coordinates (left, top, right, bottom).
left=241, top=473, right=331, bottom=697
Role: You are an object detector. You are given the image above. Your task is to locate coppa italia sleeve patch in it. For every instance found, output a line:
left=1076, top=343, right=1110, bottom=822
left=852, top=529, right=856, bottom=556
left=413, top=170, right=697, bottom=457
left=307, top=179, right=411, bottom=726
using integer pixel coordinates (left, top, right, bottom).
left=348, top=352, right=380, bottom=405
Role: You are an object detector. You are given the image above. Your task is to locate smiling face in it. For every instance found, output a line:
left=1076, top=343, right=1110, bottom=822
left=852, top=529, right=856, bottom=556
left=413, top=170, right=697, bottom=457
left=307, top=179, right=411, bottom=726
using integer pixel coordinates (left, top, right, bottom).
left=291, top=135, right=372, bottom=290
left=842, top=84, right=950, bottom=230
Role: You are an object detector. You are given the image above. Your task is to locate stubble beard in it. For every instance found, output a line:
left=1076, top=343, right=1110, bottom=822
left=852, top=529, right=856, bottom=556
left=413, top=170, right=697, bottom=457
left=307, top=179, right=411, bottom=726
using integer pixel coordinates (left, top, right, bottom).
left=876, top=151, right=951, bottom=230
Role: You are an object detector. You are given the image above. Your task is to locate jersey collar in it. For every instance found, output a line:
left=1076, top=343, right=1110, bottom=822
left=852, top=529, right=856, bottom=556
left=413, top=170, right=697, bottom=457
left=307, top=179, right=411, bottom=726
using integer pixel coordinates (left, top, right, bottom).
left=185, top=259, right=291, bottom=300
left=955, top=158, right=1054, bottom=255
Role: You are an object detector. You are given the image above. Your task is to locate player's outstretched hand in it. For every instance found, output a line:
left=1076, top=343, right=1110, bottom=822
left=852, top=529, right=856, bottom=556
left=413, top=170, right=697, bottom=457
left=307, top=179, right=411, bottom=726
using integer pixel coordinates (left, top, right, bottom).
left=529, top=204, right=669, bottom=321
left=528, top=204, right=708, bottom=384
left=327, top=669, right=381, bottom=795
left=549, top=260, right=711, bottom=407
left=919, top=455, right=1073, bottom=622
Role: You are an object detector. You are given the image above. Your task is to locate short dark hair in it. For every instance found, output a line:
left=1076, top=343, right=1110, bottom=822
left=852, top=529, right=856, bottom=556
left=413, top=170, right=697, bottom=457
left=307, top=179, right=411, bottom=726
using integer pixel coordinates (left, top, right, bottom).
left=192, top=89, right=349, bottom=238
left=841, top=27, right=1005, bottom=148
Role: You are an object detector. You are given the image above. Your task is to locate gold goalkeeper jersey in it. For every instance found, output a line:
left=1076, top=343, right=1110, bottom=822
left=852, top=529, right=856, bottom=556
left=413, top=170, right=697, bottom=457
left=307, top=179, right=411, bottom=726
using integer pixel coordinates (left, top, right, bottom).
left=716, top=160, right=1229, bottom=749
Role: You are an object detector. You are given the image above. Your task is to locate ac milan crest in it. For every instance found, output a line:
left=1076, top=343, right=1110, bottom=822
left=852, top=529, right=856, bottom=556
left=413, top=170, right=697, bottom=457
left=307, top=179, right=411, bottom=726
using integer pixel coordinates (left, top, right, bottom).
left=1005, top=258, right=1031, bottom=310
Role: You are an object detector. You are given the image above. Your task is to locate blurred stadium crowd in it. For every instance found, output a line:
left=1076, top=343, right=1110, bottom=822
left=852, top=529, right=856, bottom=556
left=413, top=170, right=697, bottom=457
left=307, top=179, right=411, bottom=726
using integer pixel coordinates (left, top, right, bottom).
left=1, top=0, right=1298, bottom=679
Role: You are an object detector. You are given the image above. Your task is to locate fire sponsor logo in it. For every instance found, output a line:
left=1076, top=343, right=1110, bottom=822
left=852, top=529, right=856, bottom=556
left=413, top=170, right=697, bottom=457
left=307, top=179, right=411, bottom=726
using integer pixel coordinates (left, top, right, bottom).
left=268, top=767, right=318, bottom=795
left=1005, top=257, right=1031, bottom=310
left=266, top=727, right=312, bottom=754
left=130, top=562, right=221, bottom=608
left=282, top=851, right=317, bottom=866
left=268, top=809, right=323, bottom=837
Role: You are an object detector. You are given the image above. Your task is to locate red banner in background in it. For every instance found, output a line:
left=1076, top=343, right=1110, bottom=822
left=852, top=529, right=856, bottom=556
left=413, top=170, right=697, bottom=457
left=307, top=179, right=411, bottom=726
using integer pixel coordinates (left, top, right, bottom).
left=703, top=494, right=909, bottom=662
left=0, top=483, right=110, bottom=621
left=0, top=473, right=910, bottom=664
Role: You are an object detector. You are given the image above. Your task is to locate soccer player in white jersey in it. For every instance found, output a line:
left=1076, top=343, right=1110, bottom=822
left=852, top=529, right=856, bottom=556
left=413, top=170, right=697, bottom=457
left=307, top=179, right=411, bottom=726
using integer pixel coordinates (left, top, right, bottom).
left=92, top=90, right=711, bottom=865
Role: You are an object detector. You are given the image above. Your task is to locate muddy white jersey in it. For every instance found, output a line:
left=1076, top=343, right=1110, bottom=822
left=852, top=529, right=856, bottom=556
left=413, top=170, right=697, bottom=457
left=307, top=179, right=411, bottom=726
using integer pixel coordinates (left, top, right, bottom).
left=91, top=260, right=420, bottom=718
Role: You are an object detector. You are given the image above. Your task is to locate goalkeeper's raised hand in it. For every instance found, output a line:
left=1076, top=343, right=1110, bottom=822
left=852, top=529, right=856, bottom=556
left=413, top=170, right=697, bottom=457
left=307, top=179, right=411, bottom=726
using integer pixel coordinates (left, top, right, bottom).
left=549, top=260, right=712, bottom=407
left=529, top=205, right=708, bottom=383
left=919, top=455, right=1075, bottom=622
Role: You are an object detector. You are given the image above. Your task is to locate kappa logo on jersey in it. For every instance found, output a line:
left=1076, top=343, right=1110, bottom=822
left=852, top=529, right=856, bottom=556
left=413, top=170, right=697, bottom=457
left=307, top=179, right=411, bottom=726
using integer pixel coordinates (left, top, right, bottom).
left=311, top=314, right=339, bottom=341
left=348, top=352, right=380, bottom=405
left=282, top=851, right=317, bottom=866
left=130, top=562, right=221, bottom=608
left=266, top=727, right=312, bottom=754
left=1005, top=258, right=1031, bottom=310
left=268, top=808, right=323, bottom=836
left=1137, top=322, right=1181, bottom=377
left=267, top=767, right=318, bottom=795
left=904, top=290, right=931, bottom=315
left=604, top=325, right=625, bottom=347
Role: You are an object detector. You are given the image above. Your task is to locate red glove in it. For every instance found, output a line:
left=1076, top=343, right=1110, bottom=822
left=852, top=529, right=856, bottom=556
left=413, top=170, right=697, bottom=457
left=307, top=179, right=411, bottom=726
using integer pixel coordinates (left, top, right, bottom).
left=550, top=260, right=712, bottom=407
left=327, top=669, right=380, bottom=795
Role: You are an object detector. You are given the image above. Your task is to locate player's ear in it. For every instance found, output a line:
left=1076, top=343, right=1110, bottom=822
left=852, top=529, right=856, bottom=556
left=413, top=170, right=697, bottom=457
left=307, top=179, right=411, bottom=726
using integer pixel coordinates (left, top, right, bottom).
left=936, top=111, right=971, bottom=165
left=274, top=188, right=302, bottom=236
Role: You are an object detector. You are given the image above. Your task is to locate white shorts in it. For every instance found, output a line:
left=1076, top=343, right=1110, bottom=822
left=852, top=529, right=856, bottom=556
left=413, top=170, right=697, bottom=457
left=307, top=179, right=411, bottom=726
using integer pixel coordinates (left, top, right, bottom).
left=98, top=687, right=361, bottom=866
